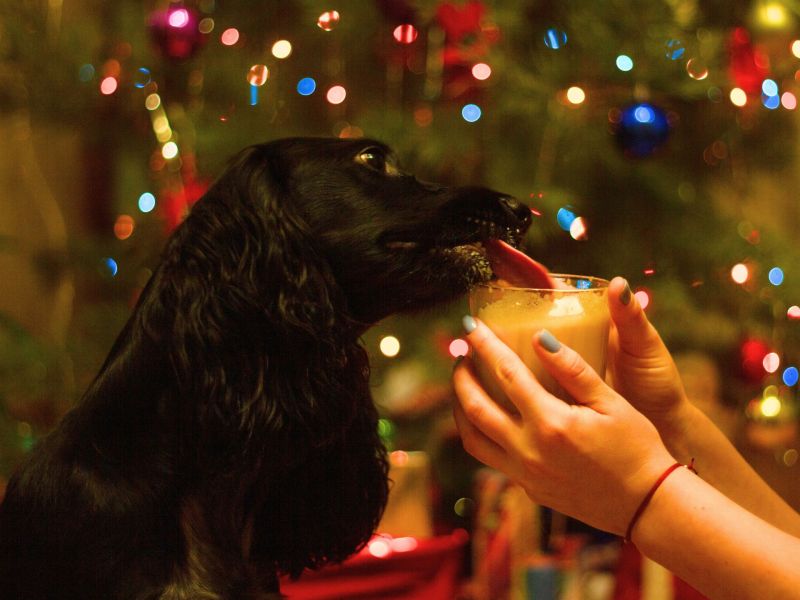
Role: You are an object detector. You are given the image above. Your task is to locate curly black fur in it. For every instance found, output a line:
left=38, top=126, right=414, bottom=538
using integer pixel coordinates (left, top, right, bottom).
left=0, top=138, right=531, bottom=599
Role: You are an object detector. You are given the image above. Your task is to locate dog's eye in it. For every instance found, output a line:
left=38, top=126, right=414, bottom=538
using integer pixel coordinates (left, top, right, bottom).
left=356, top=147, right=398, bottom=175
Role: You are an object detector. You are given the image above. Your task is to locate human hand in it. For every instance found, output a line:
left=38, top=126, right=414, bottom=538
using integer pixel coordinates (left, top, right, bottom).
left=452, top=318, right=675, bottom=535
left=606, top=277, right=693, bottom=449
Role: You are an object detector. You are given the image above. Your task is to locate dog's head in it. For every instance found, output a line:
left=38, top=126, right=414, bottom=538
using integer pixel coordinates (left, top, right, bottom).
left=213, top=137, right=532, bottom=325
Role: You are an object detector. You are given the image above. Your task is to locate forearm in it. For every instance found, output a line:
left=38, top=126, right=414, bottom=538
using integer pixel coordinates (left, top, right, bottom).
left=656, top=401, right=800, bottom=537
left=633, top=466, right=800, bottom=599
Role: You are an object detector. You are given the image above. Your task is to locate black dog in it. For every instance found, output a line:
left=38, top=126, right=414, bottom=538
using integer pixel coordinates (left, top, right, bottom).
left=0, top=138, right=531, bottom=599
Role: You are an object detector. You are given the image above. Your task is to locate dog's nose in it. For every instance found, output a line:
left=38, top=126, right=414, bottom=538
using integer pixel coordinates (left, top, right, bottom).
left=499, top=196, right=532, bottom=225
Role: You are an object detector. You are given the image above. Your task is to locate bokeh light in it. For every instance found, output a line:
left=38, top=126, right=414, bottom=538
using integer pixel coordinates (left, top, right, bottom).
left=198, top=17, right=215, bottom=34
left=297, top=77, right=317, bottom=96
left=100, top=77, right=118, bottom=95
left=247, top=64, right=269, bottom=86
left=569, top=216, right=588, bottom=240
left=761, top=393, right=782, bottom=418
left=556, top=207, right=576, bottom=231
left=326, top=85, right=347, bottom=104
left=781, top=92, right=797, bottom=110
left=78, top=64, right=95, bottom=82
left=461, top=103, right=481, bottom=122
left=686, top=58, right=708, bottom=80
left=543, top=28, right=567, bottom=49
left=271, top=40, right=292, bottom=59
left=367, top=537, right=392, bottom=558
left=788, top=305, right=800, bottom=319
left=763, top=94, right=780, bottom=109
left=167, top=8, right=190, bottom=28
left=731, top=263, right=749, bottom=284
left=145, top=93, right=161, bottom=111
left=472, top=63, right=492, bottom=80
left=763, top=352, right=781, bottom=373
left=161, top=141, right=179, bottom=160
left=792, top=39, right=800, bottom=58
left=768, top=267, right=785, bottom=286
left=318, top=10, right=340, bottom=31
left=103, top=257, right=118, bottom=277
left=220, top=28, right=240, bottom=46
left=134, top=67, right=151, bottom=89
left=380, top=335, right=400, bottom=357
left=616, top=55, right=633, bottom=71
left=762, top=79, right=779, bottom=96
left=566, top=86, right=585, bottom=104
left=114, top=215, right=135, bottom=240
left=393, top=24, right=418, bottom=44
left=730, top=88, right=748, bottom=107
left=665, top=39, right=685, bottom=60
left=138, top=192, right=156, bottom=213
left=783, top=366, right=799, bottom=387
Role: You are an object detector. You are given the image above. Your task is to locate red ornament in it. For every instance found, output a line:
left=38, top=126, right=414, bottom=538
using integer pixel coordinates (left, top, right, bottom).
left=148, top=6, right=207, bottom=61
left=740, top=337, right=771, bottom=382
left=728, top=27, right=770, bottom=95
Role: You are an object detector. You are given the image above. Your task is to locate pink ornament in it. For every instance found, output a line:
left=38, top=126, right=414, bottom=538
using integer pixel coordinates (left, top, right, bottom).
left=148, top=6, right=207, bottom=61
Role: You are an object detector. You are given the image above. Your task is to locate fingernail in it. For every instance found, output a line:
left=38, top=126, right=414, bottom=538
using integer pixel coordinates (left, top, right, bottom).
left=620, top=281, right=632, bottom=306
left=538, top=329, right=561, bottom=353
left=462, top=315, right=477, bottom=334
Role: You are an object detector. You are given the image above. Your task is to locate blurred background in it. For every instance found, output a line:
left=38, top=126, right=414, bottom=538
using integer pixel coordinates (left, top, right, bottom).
left=2, top=0, right=800, bottom=597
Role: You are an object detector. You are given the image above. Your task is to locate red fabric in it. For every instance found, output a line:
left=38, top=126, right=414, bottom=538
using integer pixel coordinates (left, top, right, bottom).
left=280, top=530, right=468, bottom=599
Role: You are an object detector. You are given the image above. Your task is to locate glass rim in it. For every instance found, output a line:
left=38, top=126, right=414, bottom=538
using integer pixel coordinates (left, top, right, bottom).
left=473, top=273, right=610, bottom=293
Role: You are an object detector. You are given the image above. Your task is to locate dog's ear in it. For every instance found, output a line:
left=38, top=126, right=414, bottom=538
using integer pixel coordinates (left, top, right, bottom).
left=154, top=144, right=365, bottom=458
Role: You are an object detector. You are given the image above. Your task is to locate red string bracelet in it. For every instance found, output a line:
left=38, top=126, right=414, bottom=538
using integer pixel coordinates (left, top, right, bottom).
left=624, top=459, right=697, bottom=544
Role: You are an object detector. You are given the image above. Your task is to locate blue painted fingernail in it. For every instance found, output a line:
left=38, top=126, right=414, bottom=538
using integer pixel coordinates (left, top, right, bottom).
left=462, top=315, right=478, bottom=334
left=620, top=280, right=632, bottom=306
left=538, top=329, right=561, bottom=353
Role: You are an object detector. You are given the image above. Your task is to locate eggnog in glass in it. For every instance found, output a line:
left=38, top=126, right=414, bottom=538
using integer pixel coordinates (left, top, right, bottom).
left=468, top=275, right=610, bottom=411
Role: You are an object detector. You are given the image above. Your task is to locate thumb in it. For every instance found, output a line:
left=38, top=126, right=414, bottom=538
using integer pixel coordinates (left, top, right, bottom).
left=532, top=329, right=614, bottom=411
left=608, top=277, right=664, bottom=359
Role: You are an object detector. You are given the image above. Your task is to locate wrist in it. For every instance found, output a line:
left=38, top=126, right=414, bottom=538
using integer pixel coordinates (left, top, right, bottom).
left=649, top=397, right=698, bottom=463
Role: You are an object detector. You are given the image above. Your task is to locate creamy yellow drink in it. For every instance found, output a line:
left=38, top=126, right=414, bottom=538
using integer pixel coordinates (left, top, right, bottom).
left=469, top=276, right=610, bottom=412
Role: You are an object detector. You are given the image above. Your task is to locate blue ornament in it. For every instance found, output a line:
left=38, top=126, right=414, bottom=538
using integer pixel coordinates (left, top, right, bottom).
left=615, top=102, right=670, bottom=158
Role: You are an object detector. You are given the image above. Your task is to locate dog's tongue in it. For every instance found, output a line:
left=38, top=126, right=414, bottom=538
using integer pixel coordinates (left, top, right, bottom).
left=485, top=239, right=556, bottom=289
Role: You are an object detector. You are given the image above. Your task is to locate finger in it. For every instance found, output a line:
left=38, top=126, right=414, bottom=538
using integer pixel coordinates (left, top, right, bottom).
left=608, top=277, right=664, bottom=358
left=462, top=316, right=566, bottom=421
left=452, top=356, right=521, bottom=449
left=452, top=399, right=510, bottom=473
left=532, top=329, right=614, bottom=411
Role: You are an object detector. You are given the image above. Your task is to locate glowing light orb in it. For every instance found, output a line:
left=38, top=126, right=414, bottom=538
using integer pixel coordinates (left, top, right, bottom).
left=134, top=67, right=151, bottom=89
left=763, top=93, right=780, bottom=110
left=769, top=267, right=785, bottom=286
left=616, top=55, right=634, bottom=71
left=543, top=28, right=567, bottom=49
left=449, top=338, right=469, bottom=358
left=198, top=17, right=215, bottom=34
left=326, top=85, right=347, bottom=104
left=788, top=305, right=800, bottom=319
left=391, top=537, right=418, bottom=552
left=763, top=352, right=781, bottom=373
left=762, top=79, right=779, bottom=96
left=145, top=93, right=161, bottom=111
left=730, top=88, right=748, bottom=107
left=686, top=58, right=708, bottom=80
left=461, top=103, right=481, bottom=122
left=138, top=192, right=156, bottom=213
left=247, top=64, right=269, bottom=86
left=367, top=538, right=392, bottom=558
left=393, top=24, right=418, bottom=44
left=271, top=40, right=292, bottom=58
left=556, top=207, right=576, bottom=231
left=566, top=86, right=585, bottom=105
left=665, top=39, right=685, bottom=60
left=114, top=215, right=135, bottom=240
left=103, top=257, right=118, bottom=277
left=756, top=2, right=790, bottom=29
left=161, top=141, right=179, bottom=160
left=167, top=8, right=190, bottom=28
left=569, top=216, right=588, bottom=240
left=221, top=28, right=240, bottom=46
left=731, top=263, right=749, bottom=284
left=297, top=77, right=317, bottom=96
left=781, top=92, right=797, bottom=110
left=379, top=335, right=400, bottom=357
left=783, top=366, right=799, bottom=386
left=761, top=394, right=782, bottom=418
left=100, top=77, right=118, bottom=95
left=472, top=63, right=492, bottom=80
left=318, top=10, right=340, bottom=31
left=634, top=289, right=650, bottom=310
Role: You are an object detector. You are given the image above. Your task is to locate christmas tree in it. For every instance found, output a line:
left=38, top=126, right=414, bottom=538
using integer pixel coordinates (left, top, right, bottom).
left=2, top=0, right=800, bottom=528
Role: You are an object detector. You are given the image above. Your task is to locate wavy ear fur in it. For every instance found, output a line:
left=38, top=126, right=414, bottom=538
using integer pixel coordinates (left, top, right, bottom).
left=139, top=144, right=388, bottom=574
